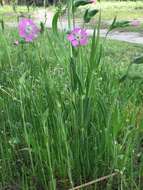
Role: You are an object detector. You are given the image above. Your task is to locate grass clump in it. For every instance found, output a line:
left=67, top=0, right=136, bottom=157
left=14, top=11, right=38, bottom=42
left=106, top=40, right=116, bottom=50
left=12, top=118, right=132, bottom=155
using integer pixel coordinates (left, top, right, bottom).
left=1, top=1, right=143, bottom=189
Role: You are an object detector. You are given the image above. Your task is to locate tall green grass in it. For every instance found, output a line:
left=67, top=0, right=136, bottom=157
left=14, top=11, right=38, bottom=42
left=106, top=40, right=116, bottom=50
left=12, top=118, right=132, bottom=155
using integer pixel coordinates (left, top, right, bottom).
left=1, top=2, right=143, bottom=190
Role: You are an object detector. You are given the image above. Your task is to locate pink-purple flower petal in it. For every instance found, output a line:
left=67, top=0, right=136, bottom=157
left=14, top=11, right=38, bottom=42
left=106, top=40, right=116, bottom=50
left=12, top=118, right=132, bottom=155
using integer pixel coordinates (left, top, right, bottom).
left=67, top=27, right=88, bottom=47
left=71, top=40, right=79, bottom=47
left=80, top=38, right=88, bottom=46
left=67, top=34, right=75, bottom=41
left=18, top=18, right=39, bottom=42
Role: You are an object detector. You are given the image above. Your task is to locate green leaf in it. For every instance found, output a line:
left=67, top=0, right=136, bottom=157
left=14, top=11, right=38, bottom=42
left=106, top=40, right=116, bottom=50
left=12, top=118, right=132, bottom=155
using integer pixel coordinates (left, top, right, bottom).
left=85, top=28, right=96, bottom=95
left=109, top=17, right=130, bottom=32
left=84, top=9, right=89, bottom=23
left=73, top=0, right=93, bottom=10
left=88, top=9, right=99, bottom=17
left=133, top=55, right=143, bottom=64
left=70, top=57, right=83, bottom=94
left=114, top=21, right=130, bottom=28
left=84, top=9, right=99, bottom=23
left=119, top=74, right=127, bottom=83
left=40, top=22, right=45, bottom=33
left=52, top=10, right=60, bottom=36
left=109, top=16, right=117, bottom=32
left=0, top=19, right=4, bottom=31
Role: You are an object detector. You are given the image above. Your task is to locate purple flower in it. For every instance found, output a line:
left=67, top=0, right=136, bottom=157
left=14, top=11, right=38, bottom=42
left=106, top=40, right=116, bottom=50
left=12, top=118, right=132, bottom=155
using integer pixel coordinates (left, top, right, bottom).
left=18, top=18, right=39, bottom=42
left=67, top=28, right=88, bottom=47
left=131, top=20, right=140, bottom=27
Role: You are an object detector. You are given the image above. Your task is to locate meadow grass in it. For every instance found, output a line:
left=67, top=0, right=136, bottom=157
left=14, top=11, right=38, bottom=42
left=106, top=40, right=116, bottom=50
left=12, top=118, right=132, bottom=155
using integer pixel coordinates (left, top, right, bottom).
left=1, top=24, right=143, bottom=190
left=75, top=1, right=143, bottom=32
left=84, top=1, right=143, bottom=20
left=1, top=1, right=143, bottom=21
left=0, top=5, right=37, bottom=23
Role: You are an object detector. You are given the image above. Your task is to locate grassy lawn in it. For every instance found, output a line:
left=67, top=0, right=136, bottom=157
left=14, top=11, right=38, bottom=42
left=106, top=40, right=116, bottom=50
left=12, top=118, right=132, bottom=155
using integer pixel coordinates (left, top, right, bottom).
left=104, top=40, right=143, bottom=81
left=80, top=1, right=143, bottom=21
left=1, top=25, right=143, bottom=189
left=94, top=1, right=143, bottom=20
left=0, top=5, right=36, bottom=22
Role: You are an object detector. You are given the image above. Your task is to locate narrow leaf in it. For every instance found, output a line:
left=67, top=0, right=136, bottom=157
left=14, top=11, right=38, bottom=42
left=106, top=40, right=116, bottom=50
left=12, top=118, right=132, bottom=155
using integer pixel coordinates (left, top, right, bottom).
left=52, top=10, right=60, bottom=36
left=133, top=56, right=143, bottom=64
left=73, top=0, right=93, bottom=10
left=84, top=9, right=99, bottom=23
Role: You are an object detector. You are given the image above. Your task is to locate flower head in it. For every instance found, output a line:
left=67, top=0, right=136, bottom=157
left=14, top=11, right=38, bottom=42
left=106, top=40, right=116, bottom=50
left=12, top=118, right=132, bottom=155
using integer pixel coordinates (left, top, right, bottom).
left=18, top=18, right=39, bottom=42
left=131, top=20, right=140, bottom=27
left=67, top=28, right=88, bottom=47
